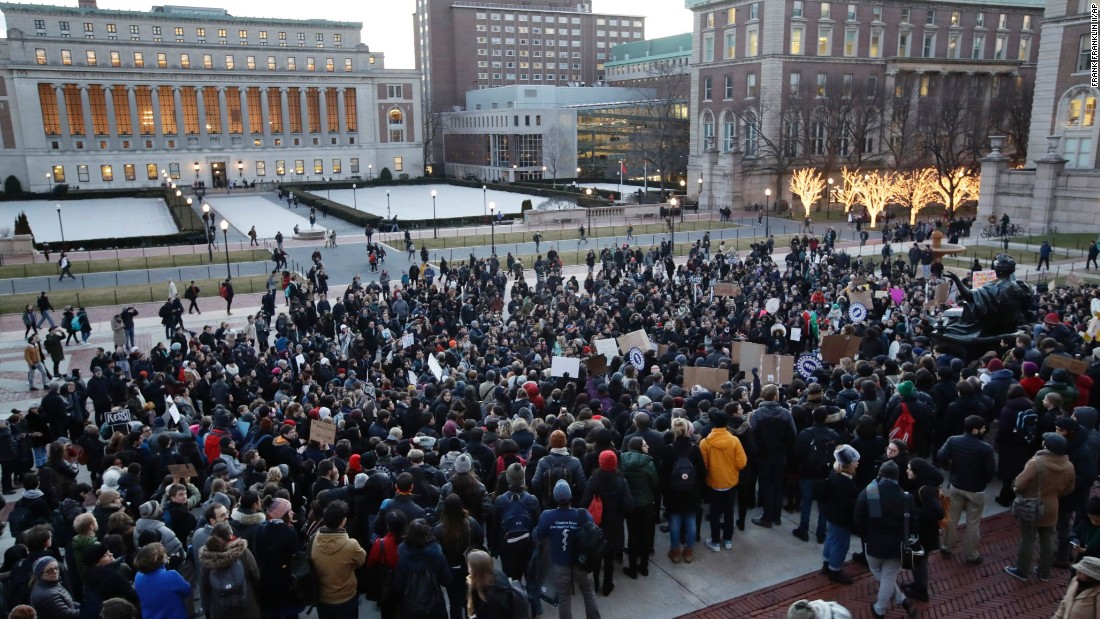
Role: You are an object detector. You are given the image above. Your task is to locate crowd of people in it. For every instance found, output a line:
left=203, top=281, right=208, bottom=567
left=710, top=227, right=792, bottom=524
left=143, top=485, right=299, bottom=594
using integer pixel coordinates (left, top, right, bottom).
left=1, top=218, right=1099, bottom=619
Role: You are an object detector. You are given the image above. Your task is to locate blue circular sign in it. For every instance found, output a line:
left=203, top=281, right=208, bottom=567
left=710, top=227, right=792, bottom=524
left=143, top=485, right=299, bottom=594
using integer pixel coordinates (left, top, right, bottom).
left=628, top=347, right=645, bottom=370
left=849, top=303, right=868, bottom=322
left=797, top=354, right=821, bottom=379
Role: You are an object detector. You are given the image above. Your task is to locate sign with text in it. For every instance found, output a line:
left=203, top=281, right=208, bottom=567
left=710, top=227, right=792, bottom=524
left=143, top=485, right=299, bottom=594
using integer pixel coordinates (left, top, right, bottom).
left=310, top=419, right=337, bottom=446
left=1045, top=355, right=1089, bottom=375
left=167, top=463, right=198, bottom=480
left=683, top=366, right=728, bottom=393
left=105, top=409, right=131, bottom=427
left=713, top=283, right=741, bottom=297
left=972, top=270, right=998, bottom=288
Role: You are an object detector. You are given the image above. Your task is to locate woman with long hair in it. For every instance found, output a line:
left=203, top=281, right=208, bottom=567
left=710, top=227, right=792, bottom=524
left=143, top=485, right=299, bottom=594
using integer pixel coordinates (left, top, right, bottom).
left=393, top=519, right=451, bottom=619
left=658, top=417, right=705, bottom=565
left=431, top=494, right=484, bottom=619
left=366, top=510, right=408, bottom=619
left=438, top=455, right=489, bottom=522
left=465, top=550, right=514, bottom=619
left=199, top=522, right=261, bottom=619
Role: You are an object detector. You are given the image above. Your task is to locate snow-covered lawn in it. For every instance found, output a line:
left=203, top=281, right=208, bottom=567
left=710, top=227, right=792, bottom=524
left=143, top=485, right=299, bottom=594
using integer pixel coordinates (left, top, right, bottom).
left=0, top=198, right=177, bottom=243
left=203, top=195, right=325, bottom=239
left=326, top=185, right=531, bottom=220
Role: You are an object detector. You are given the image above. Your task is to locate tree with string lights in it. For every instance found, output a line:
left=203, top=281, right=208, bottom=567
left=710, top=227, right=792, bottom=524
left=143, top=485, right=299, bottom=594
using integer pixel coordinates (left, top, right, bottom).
left=789, top=168, right=827, bottom=218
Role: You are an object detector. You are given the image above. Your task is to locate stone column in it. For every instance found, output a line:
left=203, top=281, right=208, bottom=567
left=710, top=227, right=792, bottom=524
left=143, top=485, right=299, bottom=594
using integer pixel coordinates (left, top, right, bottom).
left=218, top=87, right=230, bottom=142
left=79, top=85, right=94, bottom=140
left=54, top=85, right=71, bottom=142
left=104, top=86, right=118, bottom=144
left=173, top=87, right=186, bottom=141
left=150, top=85, right=164, bottom=143
left=260, top=87, right=271, bottom=144
left=196, top=87, right=208, bottom=141
left=127, top=86, right=140, bottom=140
left=318, top=87, right=329, bottom=138
left=239, top=87, right=251, bottom=140
left=299, top=88, right=310, bottom=136
left=336, top=88, right=346, bottom=135
left=280, top=88, right=291, bottom=138
left=976, top=135, right=1010, bottom=223
left=1031, top=136, right=1069, bottom=232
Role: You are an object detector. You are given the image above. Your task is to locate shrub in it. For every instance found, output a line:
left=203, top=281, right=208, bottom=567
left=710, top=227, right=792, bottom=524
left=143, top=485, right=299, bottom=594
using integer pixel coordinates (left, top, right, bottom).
left=521, top=199, right=534, bottom=212
left=13, top=211, right=32, bottom=236
left=379, top=167, right=393, bottom=181
left=5, top=175, right=23, bottom=195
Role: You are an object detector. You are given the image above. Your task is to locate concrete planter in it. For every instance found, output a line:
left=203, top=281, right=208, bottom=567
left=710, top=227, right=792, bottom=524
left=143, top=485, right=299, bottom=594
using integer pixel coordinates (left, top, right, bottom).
left=0, top=234, right=35, bottom=257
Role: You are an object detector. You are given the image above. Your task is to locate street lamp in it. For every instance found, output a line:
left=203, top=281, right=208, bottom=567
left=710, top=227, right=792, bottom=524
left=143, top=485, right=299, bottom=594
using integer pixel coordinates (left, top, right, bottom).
left=431, top=189, right=438, bottom=238
left=489, top=201, right=496, bottom=255
left=237, top=161, right=244, bottom=177
left=175, top=189, right=182, bottom=207
left=585, top=187, right=593, bottom=233
left=669, top=197, right=677, bottom=248
left=56, top=203, right=64, bottom=243
left=482, top=185, right=487, bottom=216
left=202, top=203, right=213, bottom=260
left=764, top=188, right=772, bottom=237
left=352, top=183, right=357, bottom=210
left=219, top=219, right=230, bottom=279
left=368, top=165, right=373, bottom=182
left=46, top=173, right=53, bottom=193
left=697, top=175, right=703, bottom=211
left=576, top=166, right=581, bottom=178
left=194, top=162, right=200, bottom=180
left=827, top=177, right=833, bottom=216
left=386, top=190, right=391, bottom=221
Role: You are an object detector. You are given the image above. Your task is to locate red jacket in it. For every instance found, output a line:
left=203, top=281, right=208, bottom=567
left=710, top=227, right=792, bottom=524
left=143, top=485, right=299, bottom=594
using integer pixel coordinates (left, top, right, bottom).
left=204, top=428, right=229, bottom=463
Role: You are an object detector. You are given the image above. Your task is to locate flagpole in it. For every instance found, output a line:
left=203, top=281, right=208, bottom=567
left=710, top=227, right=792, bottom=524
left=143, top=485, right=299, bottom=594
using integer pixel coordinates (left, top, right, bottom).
left=643, top=160, right=648, bottom=199
left=618, top=159, right=623, bottom=204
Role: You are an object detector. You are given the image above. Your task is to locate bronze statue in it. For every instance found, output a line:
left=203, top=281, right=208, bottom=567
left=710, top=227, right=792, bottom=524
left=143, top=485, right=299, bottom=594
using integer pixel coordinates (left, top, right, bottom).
left=935, top=253, right=1033, bottom=360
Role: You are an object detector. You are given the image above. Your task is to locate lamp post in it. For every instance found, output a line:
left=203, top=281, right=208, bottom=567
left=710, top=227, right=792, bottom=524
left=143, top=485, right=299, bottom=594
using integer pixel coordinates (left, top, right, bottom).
left=220, top=219, right=230, bottom=279
left=489, top=201, right=496, bottom=255
left=56, top=203, right=64, bottom=243
left=46, top=173, right=53, bottom=193
left=764, top=188, right=772, bottom=237
left=202, top=203, right=213, bottom=260
left=585, top=187, right=593, bottom=233
left=576, top=166, right=581, bottom=179
left=482, top=185, right=487, bottom=216
left=237, top=161, right=243, bottom=177
left=431, top=189, right=438, bottom=238
left=697, top=175, right=703, bottom=212
left=669, top=197, right=677, bottom=248
left=386, top=190, right=391, bottom=220
left=194, top=162, right=200, bottom=181
left=826, top=177, right=833, bottom=217
left=352, top=183, right=357, bottom=210
left=368, top=165, right=373, bottom=182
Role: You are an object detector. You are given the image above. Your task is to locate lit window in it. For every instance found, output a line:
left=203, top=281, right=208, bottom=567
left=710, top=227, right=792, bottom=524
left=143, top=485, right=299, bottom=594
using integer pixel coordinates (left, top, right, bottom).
left=35, top=48, right=46, bottom=64
left=100, top=165, right=113, bottom=181
left=86, top=50, right=96, bottom=65
left=225, top=55, right=234, bottom=69
left=133, top=51, right=143, bottom=67
left=60, top=49, right=72, bottom=65
left=157, top=52, right=167, bottom=68
left=110, top=51, right=120, bottom=67
left=180, top=53, right=190, bottom=68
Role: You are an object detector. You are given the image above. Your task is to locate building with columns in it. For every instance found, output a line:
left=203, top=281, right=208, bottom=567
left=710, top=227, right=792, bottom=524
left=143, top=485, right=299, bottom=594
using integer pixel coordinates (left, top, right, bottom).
left=0, top=2, right=423, bottom=191
left=977, top=0, right=1100, bottom=231
left=683, top=0, right=1043, bottom=212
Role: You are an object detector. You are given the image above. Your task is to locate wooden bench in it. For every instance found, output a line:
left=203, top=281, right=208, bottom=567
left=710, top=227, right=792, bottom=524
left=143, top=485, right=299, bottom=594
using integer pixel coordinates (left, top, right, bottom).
left=294, top=229, right=327, bottom=241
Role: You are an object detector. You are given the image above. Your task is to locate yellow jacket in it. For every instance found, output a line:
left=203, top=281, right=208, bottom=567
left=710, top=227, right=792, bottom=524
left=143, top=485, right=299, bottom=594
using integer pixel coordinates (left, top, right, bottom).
left=700, top=427, right=748, bottom=490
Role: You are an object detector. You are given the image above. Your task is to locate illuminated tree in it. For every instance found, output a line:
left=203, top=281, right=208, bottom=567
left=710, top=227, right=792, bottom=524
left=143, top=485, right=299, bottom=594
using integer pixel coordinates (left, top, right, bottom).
left=891, top=167, right=940, bottom=225
left=856, top=170, right=896, bottom=228
left=833, top=167, right=863, bottom=213
left=933, top=169, right=980, bottom=213
left=789, top=168, right=826, bottom=218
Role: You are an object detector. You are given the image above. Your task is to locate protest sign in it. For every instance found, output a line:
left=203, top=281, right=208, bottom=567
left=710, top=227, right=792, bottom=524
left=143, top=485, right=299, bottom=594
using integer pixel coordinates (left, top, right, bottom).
left=400, top=333, right=414, bottom=348
left=311, top=419, right=337, bottom=446
left=820, top=335, right=862, bottom=364
left=167, top=463, right=199, bottom=480
left=760, top=354, right=795, bottom=385
left=616, top=329, right=652, bottom=354
left=586, top=355, right=608, bottom=376
left=972, top=270, right=997, bottom=288
left=551, top=356, right=582, bottom=378
left=428, top=354, right=444, bottom=380
left=684, top=367, right=728, bottom=392
left=594, top=338, right=619, bottom=362
left=713, top=283, right=741, bottom=297
left=730, top=342, right=766, bottom=372
left=1045, top=355, right=1089, bottom=375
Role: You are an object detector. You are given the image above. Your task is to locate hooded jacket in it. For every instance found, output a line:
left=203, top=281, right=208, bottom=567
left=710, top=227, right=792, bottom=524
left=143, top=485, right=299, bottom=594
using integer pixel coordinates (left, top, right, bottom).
left=310, top=527, right=367, bottom=604
left=699, top=427, right=748, bottom=490
left=1014, top=450, right=1076, bottom=528
left=620, top=450, right=659, bottom=507
left=749, top=400, right=797, bottom=460
left=198, top=539, right=261, bottom=619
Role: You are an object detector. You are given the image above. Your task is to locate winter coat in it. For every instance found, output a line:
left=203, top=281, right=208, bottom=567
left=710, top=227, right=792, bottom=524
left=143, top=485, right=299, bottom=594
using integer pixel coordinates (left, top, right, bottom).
left=198, top=539, right=261, bottom=619
left=252, top=520, right=302, bottom=612
left=30, top=579, right=80, bottom=619
left=467, top=569, right=515, bottom=619
left=1052, top=577, right=1100, bottom=619
left=111, top=317, right=126, bottom=349
left=0, top=423, right=18, bottom=462
left=749, top=400, right=797, bottom=461
left=620, top=449, right=659, bottom=507
left=935, top=433, right=996, bottom=493
left=134, top=517, right=184, bottom=557
left=392, top=542, right=452, bottom=619
left=820, top=470, right=859, bottom=529
left=228, top=508, right=266, bottom=547
left=82, top=561, right=140, bottom=616
left=658, top=436, right=707, bottom=512
left=853, top=478, right=916, bottom=560
left=699, top=426, right=748, bottom=489
left=997, top=396, right=1041, bottom=483
left=310, top=527, right=367, bottom=605
left=910, top=466, right=945, bottom=552
left=1013, top=450, right=1077, bottom=528
left=580, top=470, right=635, bottom=551
left=133, top=566, right=190, bottom=619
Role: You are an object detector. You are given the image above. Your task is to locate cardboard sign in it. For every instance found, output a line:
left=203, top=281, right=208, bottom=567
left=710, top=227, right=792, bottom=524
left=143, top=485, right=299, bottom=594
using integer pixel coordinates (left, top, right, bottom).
left=551, top=356, right=581, bottom=378
left=428, top=354, right=444, bottom=381
left=586, top=355, right=608, bottom=376
left=594, top=338, right=619, bottom=363
left=731, top=341, right=766, bottom=372
left=311, top=419, right=337, bottom=446
left=714, top=283, right=741, bottom=297
left=657, top=344, right=669, bottom=358
left=934, top=282, right=950, bottom=306
left=683, top=366, right=728, bottom=393
left=849, top=289, right=874, bottom=310
left=790, top=327, right=802, bottom=342
left=820, top=334, right=863, bottom=364
left=400, top=333, right=415, bottom=348
left=616, top=329, right=652, bottom=354
left=1045, top=355, right=1090, bottom=375
left=760, top=354, right=795, bottom=385
left=972, top=270, right=997, bottom=288
left=167, top=463, right=198, bottom=480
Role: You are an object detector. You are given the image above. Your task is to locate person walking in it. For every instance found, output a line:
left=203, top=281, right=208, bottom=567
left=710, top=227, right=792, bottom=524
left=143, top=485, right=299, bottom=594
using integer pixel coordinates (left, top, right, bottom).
left=25, top=334, right=49, bottom=391
left=248, top=226, right=258, bottom=246
left=533, top=231, right=542, bottom=253
left=579, top=224, right=587, bottom=244
left=853, top=460, right=918, bottom=619
left=22, top=304, right=38, bottom=339
left=275, top=231, right=284, bottom=251
left=936, top=415, right=996, bottom=565
left=365, top=225, right=374, bottom=243
left=1087, top=241, right=1099, bottom=271
left=1005, top=432, right=1077, bottom=582
left=58, top=252, right=76, bottom=281
left=537, top=480, right=600, bottom=619
left=1039, top=240, right=1053, bottom=271
left=43, top=327, right=65, bottom=378
left=820, top=445, right=861, bottom=584
left=700, top=411, right=748, bottom=551
left=184, top=281, right=201, bottom=314
left=36, top=292, right=57, bottom=329
left=220, top=279, right=234, bottom=315
left=626, top=225, right=634, bottom=243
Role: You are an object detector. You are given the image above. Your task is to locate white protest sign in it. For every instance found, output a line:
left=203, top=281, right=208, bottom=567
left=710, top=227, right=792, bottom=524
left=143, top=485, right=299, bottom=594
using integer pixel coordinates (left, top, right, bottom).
left=428, top=354, right=443, bottom=380
left=400, top=333, right=414, bottom=348
left=594, top=338, right=619, bottom=363
left=550, top=356, right=582, bottom=378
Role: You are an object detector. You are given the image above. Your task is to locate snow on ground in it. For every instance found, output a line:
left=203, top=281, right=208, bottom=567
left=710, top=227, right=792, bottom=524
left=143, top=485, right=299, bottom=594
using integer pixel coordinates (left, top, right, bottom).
left=326, top=185, right=530, bottom=220
left=203, top=195, right=326, bottom=239
left=0, top=198, right=177, bottom=243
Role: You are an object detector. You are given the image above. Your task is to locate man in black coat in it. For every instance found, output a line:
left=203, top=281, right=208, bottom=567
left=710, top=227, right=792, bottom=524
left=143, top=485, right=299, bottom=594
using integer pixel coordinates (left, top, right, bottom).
left=935, top=415, right=995, bottom=565
left=792, top=407, right=840, bottom=543
left=853, top=460, right=918, bottom=619
left=750, top=382, right=797, bottom=528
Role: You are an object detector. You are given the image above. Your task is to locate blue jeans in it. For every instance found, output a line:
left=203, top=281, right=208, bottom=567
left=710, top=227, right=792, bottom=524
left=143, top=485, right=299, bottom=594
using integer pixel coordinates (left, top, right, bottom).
left=32, top=445, right=47, bottom=468
left=797, top=478, right=827, bottom=538
left=668, top=510, right=697, bottom=550
left=37, top=312, right=56, bottom=328
left=822, top=522, right=851, bottom=571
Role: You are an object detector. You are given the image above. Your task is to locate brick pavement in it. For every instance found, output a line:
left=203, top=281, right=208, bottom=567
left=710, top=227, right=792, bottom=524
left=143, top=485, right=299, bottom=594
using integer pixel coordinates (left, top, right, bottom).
left=682, top=512, right=1064, bottom=618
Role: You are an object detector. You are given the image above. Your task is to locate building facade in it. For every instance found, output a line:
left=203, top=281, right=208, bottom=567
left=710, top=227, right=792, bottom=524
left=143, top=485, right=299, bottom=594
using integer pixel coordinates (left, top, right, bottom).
left=684, top=0, right=1043, bottom=212
left=604, top=33, right=692, bottom=88
left=976, top=0, right=1100, bottom=231
left=0, top=2, right=423, bottom=192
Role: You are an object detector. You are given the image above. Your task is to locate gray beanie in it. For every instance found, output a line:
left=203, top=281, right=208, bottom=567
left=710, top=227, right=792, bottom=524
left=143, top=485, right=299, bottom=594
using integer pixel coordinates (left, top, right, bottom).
left=878, top=459, right=899, bottom=480
left=553, top=479, right=572, bottom=503
left=505, top=462, right=525, bottom=488
left=354, top=473, right=369, bottom=490
left=454, top=453, right=473, bottom=474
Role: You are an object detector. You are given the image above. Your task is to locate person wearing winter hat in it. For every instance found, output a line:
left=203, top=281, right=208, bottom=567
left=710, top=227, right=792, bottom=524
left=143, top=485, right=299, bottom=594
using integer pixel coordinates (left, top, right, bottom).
left=1020, top=361, right=1046, bottom=399
left=29, top=556, right=79, bottom=619
left=532, top=430, right=586, bottom=509
left=852, top=457, right=917, bottom=619
left=787, top=599, right=853, bottom=619
left=702, top=410, right=749, bottom=546
left=580, top=448, right=632, bottom=596
left=537, top=479, right=600, bottom=619
left=1006, top=431, right=1076, bottom=582
left=902, top=457, right=946, bottom=602
left=490, top=462, right=541, bottom=584
left=1053, top=556, right=1100, bottom=617
left=936, top=415, right=995, bottom=566
left=820, top=445, right=861, bottom=584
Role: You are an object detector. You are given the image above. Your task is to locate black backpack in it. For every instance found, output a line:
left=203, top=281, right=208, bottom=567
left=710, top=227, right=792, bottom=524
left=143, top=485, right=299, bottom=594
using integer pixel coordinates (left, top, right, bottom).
left=543, top=462, right=574, bottom=505
left=572, top=510, right=607, bottom=573
left=497, top=492, right=535, bottom=548
left=289, top=531, right=318, bottom=608
left=1015, top=409, right=1040, bottom=444
left=208, top=561, right=249, bottom=612
left=669, top=454, right=697, bottom=495
left=807, top=432, right=838, bottom=478
left=402, top=565, right=439, bottom=616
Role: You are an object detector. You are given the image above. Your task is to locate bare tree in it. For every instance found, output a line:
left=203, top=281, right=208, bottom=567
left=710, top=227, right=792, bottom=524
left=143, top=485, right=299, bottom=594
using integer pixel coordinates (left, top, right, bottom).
left=627, top=60, right=690, bottom=196
left=733, top=93, right=811, bottom=206
left=422, top=108, right=447, bottom=176
left=915, top=76, right=985, bottom=211
left=884, top=74, right=924, bottom=172
left=987, top=79, right=1033, bottom=165
left=542, top=126, right=571, bottom=183
left=890, top=167, right=940, bottom=224
left=789, top=168, right=826, bottom=217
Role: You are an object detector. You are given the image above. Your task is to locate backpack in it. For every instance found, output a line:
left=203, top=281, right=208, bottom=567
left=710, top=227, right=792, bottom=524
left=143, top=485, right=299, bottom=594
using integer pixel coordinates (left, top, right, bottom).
left=543, top=462, right=574, bottom=505
left=1015, top=409, right=1040, bottom=445
left=669, top=454, right=698, bottom=495
left=498, top=492, right=535, bottom=548
left=208, top=561, right=249, bottom=612
left=219, top=284, right=228, bottom=298
left=807, top=432, right=838, bottom=478
left=7, top=504, right=37, bottom=541
left=889, top=403, right=916, bottom=450
left=505, top=579, right=532, bottom=619
left=71, top=316, right=81, bottom=330
left=289, top=533, right=318, bottom=607
left=844, top=399, right=860, bottom=422
left=572, top=510, right=607, bottom=573
left=587, top=494, right=604, bottom=526
left=401, top=565, right=439, bottom=617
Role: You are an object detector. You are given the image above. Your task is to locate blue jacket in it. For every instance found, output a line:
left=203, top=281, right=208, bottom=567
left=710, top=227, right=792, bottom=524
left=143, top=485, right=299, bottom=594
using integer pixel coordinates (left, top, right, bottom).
left=134, top=566, right=191, bottom=619
left=537, top=507, right=590, bottom=567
